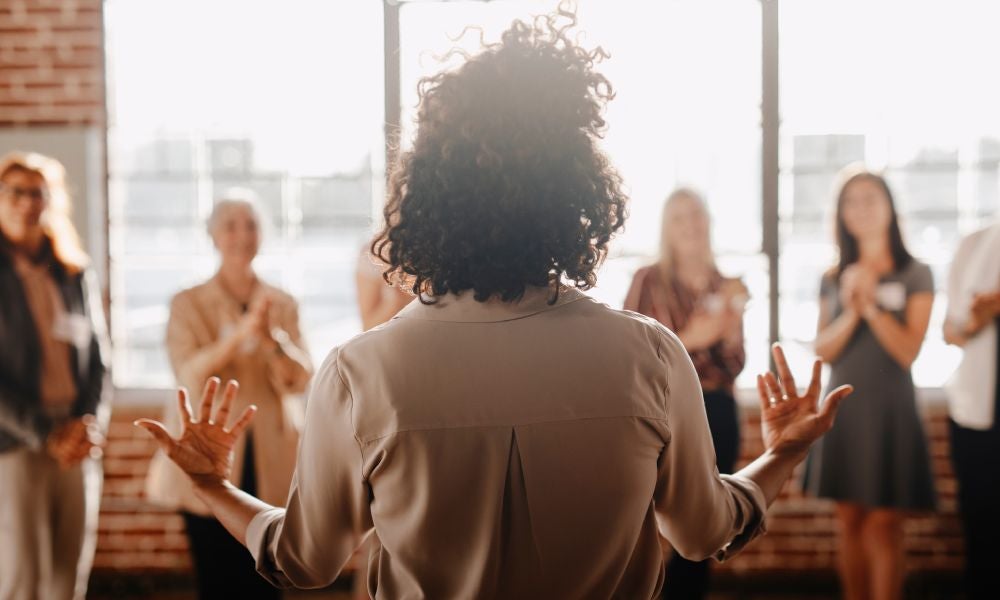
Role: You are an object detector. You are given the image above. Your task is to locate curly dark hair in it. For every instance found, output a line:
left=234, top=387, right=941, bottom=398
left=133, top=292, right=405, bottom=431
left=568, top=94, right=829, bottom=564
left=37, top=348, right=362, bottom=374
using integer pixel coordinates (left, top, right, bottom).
left=372, top=9, right=628, bottom=303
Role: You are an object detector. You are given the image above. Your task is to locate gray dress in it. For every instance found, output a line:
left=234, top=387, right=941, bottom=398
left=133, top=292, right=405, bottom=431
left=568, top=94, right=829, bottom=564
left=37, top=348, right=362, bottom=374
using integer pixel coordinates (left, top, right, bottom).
left=803, top=260, right=937, bottom=510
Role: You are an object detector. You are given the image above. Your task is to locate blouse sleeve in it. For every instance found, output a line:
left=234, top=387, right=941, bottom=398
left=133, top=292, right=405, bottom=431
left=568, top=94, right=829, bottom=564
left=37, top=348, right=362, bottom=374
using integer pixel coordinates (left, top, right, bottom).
left=246, top=347, right=373, bottom=588
left=652, top=330, right=767, bottom=561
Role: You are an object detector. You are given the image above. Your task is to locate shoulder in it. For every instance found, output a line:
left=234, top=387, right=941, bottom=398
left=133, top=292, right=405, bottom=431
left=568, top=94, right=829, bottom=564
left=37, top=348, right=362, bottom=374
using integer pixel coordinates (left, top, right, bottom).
left=956, top=224, right=997, bottom=257
left=820, top=267, right=839, bottom=291
left=901, top=259, right=933, bottom=281
left=899, top=259, right=934, bottom=292
left=169, top=280, right=214, bottom=314
left=259, top=281, right=298, bottom=310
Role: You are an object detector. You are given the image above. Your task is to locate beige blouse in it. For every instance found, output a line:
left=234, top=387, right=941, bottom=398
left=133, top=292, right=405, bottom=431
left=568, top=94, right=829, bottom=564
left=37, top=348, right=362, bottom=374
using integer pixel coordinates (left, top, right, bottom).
left=12, top=253, right=77, bottom=416
left=246, top=287, right=766, bottom=599
left=145, top=275, right=311, bottom=515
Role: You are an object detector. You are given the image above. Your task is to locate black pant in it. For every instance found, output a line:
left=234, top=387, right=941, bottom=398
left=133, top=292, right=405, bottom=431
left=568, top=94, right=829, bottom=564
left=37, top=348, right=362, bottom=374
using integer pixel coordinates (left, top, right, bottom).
left=950, top=411, right=1000, bottom=598
left=663, top=390, right=741, bottom=600
left=182, top=434, right=281, bottom=600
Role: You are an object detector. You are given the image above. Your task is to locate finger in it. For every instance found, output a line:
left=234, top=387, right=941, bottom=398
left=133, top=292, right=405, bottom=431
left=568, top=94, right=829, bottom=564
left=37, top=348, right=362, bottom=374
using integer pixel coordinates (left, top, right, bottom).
left=134, top=419, right=178, bottom=453
left=763, top=372, right=783, bottom=402
left=177, top=387, right=194, bottom=423
left=818, top=385, right=854, bottom=423
left=227, top=405, right=258, bottom=438
left=756, top=374, right=773, bottom=411
left=198, top=378, right=220, bottom=423
left=771, top=343, right=796, bottom=398
left=215, top=380, right=239, bottom=426
left=806, top=360, right=823, bottom=400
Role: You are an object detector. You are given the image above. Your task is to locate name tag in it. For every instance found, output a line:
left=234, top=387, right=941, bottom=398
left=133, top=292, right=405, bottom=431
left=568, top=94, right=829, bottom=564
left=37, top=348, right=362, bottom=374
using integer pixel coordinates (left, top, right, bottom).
left=876, top=282, right=907, bottom=312
left=52, top=313, right=91, bottom=348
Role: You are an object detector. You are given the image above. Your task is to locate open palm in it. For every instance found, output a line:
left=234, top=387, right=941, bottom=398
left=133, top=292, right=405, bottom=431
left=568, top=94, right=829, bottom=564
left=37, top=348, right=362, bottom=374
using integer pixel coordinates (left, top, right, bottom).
left=756, top=344, right=853, bottom=456
left=136, top=378, right=256, bottom=483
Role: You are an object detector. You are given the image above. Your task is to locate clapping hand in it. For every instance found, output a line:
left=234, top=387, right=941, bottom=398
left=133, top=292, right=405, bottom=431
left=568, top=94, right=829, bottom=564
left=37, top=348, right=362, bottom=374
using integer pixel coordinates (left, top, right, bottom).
left=47, top=414, right=105, bottom=468
left=840, top=265, right=877, bottom=315
left=135, top=378, right=256, bottom=485
left=756, top=344, right=853, bottom=457
left=969, top=291, right=1000, bottom=334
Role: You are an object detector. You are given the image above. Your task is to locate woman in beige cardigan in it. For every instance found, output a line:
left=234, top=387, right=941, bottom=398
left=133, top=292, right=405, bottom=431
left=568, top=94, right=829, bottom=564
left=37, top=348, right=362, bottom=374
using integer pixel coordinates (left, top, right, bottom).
left=137, top=14, right=852, bottom=599
left=145, top=197, right=311, bottom=599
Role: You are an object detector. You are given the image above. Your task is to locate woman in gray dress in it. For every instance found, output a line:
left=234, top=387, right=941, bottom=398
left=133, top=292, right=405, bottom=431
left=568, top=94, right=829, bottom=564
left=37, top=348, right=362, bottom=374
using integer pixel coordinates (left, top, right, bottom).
left=806, top=169, right=936, bottom=600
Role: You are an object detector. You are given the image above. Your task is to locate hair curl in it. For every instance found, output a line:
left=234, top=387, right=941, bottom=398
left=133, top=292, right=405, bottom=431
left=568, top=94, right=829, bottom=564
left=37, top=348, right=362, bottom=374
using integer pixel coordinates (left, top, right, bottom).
left=372, top=8, right=627, bottom=303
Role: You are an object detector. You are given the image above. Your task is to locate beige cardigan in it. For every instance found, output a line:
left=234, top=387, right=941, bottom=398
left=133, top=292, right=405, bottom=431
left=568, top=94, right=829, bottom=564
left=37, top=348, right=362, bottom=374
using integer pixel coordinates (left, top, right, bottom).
left=246, top=286, right=766, bottom=598
left=145, top=275, right=311, bottom=515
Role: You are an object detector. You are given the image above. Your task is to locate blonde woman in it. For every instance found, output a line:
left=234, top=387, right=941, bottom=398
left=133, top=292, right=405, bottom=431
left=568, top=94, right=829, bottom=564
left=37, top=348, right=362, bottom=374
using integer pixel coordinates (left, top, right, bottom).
left=0, top=151, right=109, bottom=600
left=625, top=188, right=748, bottom=599
left=145, top=196, right=312, bottom=599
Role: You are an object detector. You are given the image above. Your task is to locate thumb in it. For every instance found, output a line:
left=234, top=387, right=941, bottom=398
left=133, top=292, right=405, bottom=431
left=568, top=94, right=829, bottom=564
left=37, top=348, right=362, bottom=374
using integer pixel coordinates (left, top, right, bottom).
left=134, top=419, right=177, bottom=453
left=818, top=385, right=854, bottom=423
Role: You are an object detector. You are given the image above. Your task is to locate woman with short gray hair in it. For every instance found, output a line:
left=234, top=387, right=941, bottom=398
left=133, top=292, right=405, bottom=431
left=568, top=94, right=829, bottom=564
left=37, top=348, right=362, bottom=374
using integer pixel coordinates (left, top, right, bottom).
left=145, top=195, right=312, bottom=599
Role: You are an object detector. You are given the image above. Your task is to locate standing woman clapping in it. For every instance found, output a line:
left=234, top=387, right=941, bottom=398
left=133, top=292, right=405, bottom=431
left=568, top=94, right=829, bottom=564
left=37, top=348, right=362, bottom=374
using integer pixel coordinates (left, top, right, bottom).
left=806, top=169, right=936, bottom=600
left=145, top=195, right=312, bottom=600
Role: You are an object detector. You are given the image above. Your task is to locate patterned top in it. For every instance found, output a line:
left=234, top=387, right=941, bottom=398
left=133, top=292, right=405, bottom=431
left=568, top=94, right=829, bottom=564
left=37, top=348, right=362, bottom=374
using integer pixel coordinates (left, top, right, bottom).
left=624, top=265, right=746, bottom=392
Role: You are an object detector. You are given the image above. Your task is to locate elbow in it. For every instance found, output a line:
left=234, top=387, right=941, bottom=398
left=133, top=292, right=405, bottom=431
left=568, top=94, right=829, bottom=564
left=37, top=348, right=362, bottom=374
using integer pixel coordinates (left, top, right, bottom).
left=814, top=344, right=834, bottom=365
left=671, top=527, right=730, bottom=562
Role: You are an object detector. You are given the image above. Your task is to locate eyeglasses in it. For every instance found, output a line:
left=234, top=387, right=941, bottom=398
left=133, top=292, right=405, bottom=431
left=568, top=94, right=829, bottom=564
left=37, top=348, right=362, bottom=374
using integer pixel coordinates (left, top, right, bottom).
left=0, top=183, right=48, bottom=202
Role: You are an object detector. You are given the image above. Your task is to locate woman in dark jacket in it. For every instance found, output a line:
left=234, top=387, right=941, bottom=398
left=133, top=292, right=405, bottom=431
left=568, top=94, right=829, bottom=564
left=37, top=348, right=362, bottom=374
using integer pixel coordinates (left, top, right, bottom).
left=0, top=151, right=110, bottom=600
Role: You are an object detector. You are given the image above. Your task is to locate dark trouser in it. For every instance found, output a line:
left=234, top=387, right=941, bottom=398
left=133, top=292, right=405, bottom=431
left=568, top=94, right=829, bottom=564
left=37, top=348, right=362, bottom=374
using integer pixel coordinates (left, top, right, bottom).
left=182, top=434, right=281, bottom=600
left=663, top=390, right=741, bottom=600
left=950, top=417, right=1000, bottom=600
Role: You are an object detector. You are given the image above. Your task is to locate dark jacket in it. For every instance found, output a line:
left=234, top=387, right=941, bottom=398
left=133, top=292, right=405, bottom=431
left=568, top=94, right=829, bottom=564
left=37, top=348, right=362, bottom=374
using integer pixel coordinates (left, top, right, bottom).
left=0, top=241, right=110, bottom=453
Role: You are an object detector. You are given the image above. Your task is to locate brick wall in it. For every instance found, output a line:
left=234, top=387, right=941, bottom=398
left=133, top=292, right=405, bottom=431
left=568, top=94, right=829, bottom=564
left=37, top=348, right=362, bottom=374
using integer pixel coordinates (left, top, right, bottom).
left=97, top=404, right=963, bottom=587
left=718, top=404, right=963, bottom=577
left=0, top=0, right=105, bottom=126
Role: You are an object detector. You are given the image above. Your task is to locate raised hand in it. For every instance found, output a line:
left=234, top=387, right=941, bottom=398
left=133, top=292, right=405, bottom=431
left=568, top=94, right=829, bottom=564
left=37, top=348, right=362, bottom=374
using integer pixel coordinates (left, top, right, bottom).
left=756, top=344, right=853, bottom=457
left=135, top=378, right=256, bottom=484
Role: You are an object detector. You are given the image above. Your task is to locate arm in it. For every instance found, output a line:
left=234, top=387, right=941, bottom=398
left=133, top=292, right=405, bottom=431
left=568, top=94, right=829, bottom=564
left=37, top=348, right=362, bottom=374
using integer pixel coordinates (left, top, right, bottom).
left=715, top=310, right=746, bottom=381
left=263, top=300, right=313, bottom=396
left=814, top=273, right=863, bottom=364
left=137, top=351, right=372, bottom=589
left=654, top=339, right=851, bottom=561
left=166, top=293, right=243, bottom=387
left=245, top=350, right=371, bottom=587
left=652, top=333, right=766, bottom=560
left=0, top=377, right=50, bottom=450
left=862, top=292, right=933, bottom=370
left=622, top=267, right=648, bottom=313
left=74, top=269, right=111, bottom=427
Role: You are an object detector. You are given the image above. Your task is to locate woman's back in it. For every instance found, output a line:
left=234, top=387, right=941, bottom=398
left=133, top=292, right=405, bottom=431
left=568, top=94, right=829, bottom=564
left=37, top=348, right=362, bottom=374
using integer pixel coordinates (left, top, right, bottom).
left=246, top=287, right=767, bottom=599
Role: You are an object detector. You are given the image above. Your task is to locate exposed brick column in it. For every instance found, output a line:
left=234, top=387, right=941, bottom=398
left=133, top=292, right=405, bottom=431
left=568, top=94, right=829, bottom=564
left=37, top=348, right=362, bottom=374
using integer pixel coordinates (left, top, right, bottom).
left=0, top=0, right=105, bottom=126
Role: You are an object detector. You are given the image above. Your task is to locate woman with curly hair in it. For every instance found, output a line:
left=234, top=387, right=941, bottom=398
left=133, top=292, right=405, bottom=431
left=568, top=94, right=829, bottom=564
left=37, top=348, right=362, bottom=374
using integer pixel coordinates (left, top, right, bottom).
left=137, top=11, right=851, bottom=598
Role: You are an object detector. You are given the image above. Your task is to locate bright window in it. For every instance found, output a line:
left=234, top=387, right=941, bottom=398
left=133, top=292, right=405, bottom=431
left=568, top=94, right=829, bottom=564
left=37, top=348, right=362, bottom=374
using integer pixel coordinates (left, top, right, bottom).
left=104, top=0, right=999, bottom=392
left=105, top=0, right=384, bottom=388
left=399, top=0, right=767, bottom=388
left=778, top=0, right=1000, bottom=385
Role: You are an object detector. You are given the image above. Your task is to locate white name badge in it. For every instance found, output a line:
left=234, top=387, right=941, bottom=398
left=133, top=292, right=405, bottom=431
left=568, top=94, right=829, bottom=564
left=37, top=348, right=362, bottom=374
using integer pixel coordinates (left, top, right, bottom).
left=52, top=313, right=92, bottom=348
left=876, top=281, right=907, bottom=312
